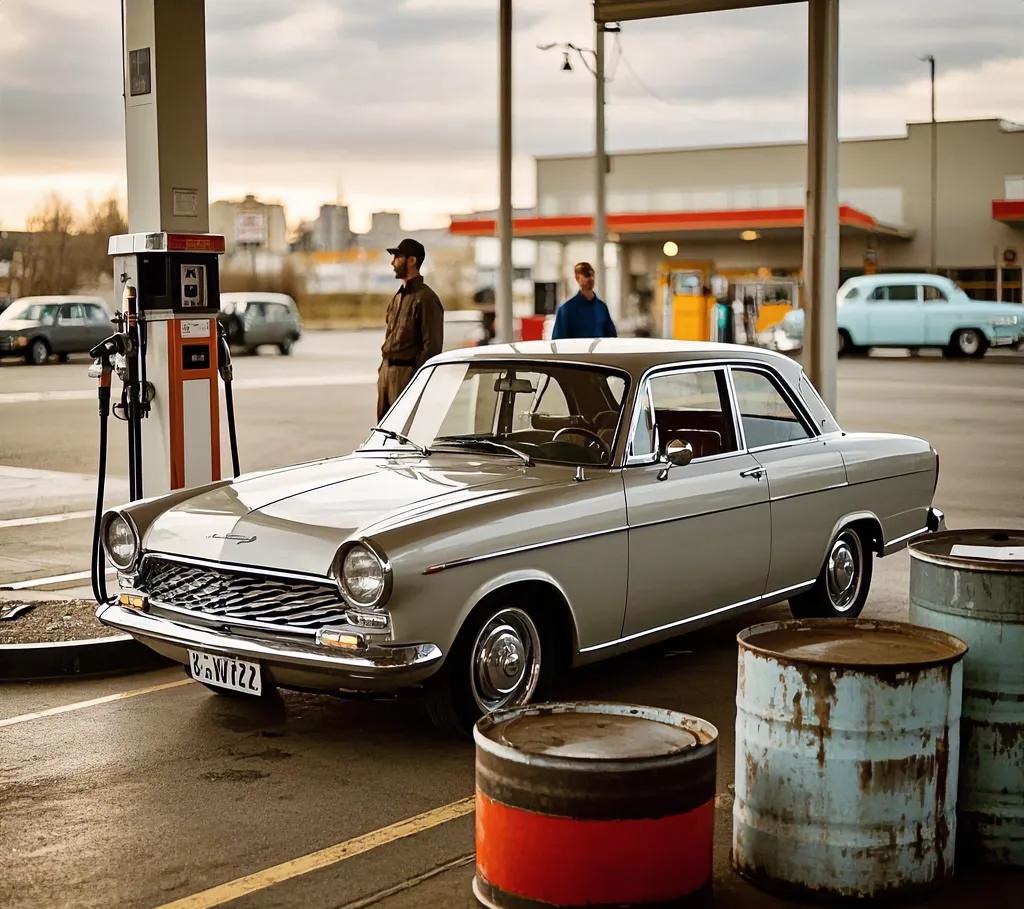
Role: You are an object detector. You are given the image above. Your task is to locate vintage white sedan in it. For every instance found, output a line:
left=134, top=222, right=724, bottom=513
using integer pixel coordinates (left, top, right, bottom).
left=98, top=340, right=944, bottom=732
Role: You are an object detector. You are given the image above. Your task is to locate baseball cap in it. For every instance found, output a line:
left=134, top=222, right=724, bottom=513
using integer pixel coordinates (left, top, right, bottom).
left=387, top=237, right=426, bottom=265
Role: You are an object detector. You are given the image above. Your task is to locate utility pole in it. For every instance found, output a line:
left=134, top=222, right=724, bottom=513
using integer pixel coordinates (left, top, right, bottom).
left=497, top=0, right=514, bottom=343
left=921, top=54, right=937, bottom=273
left=594, top=18, right=607, bottom=302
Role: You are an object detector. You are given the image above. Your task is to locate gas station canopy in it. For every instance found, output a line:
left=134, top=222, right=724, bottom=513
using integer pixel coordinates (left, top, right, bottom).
left=993, top=200, right=1024, bottom=226
left=594, top=0, right=801, bottom=21
left=450, top=205, right=911, bottom=243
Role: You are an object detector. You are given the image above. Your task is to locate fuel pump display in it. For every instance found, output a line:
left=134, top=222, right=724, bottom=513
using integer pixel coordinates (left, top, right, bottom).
left=90, top=232, right=239, bottom=606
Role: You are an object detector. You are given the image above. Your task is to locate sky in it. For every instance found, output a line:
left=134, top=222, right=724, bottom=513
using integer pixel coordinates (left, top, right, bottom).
left=1, top=0, right=1022, bottom=233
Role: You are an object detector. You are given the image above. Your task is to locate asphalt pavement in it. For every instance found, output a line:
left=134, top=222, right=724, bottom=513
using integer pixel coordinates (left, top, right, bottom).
left=1, top=333, right=1022, bottom=907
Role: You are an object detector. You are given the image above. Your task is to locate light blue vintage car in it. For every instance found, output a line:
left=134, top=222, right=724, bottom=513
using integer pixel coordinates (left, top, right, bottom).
left=779, top=274, right=1024, bottom=357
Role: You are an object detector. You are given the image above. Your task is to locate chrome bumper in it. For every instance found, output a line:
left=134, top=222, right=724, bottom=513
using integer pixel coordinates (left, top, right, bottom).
left=96, top=601, right=443, bottom=693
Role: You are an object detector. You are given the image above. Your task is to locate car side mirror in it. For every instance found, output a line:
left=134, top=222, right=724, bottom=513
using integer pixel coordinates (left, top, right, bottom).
left=657, top=438, right=693, bottom=481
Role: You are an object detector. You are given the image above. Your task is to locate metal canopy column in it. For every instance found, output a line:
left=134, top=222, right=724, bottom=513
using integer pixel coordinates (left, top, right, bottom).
left=497, top=0, right=514, bottom=343
left=802, top=0, right=839, bottom=411
left=594, top=18, right=608, bottom=310
left=123, top=0, right=209, bottom=234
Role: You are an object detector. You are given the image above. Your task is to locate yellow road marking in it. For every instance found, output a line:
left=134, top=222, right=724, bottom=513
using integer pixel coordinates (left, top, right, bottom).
left=0, top=679, right=192, bottom=728
left=153, top=797, right=477, bottom=909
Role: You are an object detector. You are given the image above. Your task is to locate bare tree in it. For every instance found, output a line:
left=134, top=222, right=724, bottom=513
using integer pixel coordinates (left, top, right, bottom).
left=10, top=194, right=127, bottom=297
left=11, top=194, right=78, bottom=296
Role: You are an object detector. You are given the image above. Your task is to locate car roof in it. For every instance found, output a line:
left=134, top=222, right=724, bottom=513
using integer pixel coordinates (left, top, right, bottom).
left=14, top=295, right=108, bottom=306
left=842, top=273, right=953, bottom=286
left=431, top=338, right=800, bottom=381
left=219, top=292, right=295, bottom=305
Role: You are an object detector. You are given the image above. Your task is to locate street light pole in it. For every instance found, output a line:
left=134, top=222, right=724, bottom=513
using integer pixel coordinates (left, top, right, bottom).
left=922, top=54, right=937, bottom=273
left=594, top=19, right=607, bottom=302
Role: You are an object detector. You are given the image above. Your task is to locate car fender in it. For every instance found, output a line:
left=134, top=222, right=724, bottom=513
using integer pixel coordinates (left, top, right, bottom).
left=821, top=509, right=884, bottom=566
left=454, top=567, right=580, bottom=652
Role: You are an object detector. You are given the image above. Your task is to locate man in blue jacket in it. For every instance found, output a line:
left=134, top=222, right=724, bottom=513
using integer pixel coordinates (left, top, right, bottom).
left=551, top=261, right=617, bottom=340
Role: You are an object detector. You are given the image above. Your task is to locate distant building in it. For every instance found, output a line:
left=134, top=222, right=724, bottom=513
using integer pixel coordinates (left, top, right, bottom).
left=359, top=211, right=403, bottom=253
left=451, top=118, right=1024, bottom=322
left=312, top=204, right=353, bottom=251
left=210, top=194, right=288, bottom=254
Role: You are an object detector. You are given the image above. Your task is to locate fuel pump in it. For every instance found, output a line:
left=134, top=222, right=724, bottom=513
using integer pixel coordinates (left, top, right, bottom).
left=89, top=231, right=240, bottom=604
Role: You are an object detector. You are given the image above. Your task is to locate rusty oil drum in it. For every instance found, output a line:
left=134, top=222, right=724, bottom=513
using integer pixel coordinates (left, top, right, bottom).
left=473, top=702, right=718, bottom=908
left=733, top=619, right=967, bottom=899
left=909, top=529, right=1024, bottom=866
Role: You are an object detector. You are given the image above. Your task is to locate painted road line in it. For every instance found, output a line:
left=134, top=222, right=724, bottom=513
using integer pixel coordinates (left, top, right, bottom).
left=0, top=567, right=115, bottom=591
left=0, top=374, right=377, bottom=406
left=0, top=509, right=94, bottom=529
left=153, top=797, right=477, bottom=909
left=0, top=679, right=192, bottom=729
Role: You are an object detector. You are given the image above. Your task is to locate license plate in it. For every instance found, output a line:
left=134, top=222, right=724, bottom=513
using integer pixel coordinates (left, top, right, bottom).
left=188, top=650, right=262, bottom=695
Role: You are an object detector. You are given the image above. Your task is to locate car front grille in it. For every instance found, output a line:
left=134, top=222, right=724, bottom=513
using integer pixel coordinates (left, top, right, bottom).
left=137, top=556, right=347, bottom=633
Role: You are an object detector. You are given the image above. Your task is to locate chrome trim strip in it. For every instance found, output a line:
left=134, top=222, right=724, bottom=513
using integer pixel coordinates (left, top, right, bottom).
left=143, top=551, right=334, bottom=587
left=579, top=579, right=817, bottom=653
left=886, top=525, right=930, bottom=548
left=423, top=525, right=629, bottom=575
left=626, top=496, right=762, bottom=532
left=770, top=481, right=849, bottom=503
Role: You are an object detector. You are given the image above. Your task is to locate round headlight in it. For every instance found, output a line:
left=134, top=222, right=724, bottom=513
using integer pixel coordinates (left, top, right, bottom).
left=104, top=513, right=139, bottom=570
left=338, top=543, right=389, bottom=608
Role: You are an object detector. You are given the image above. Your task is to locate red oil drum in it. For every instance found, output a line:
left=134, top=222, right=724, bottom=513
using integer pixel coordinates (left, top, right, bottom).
left=473, top=701, right=718, bottom=908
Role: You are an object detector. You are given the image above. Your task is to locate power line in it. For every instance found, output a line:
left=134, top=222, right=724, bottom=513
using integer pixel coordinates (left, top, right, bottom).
left=613, top=34, right=687, bottom=107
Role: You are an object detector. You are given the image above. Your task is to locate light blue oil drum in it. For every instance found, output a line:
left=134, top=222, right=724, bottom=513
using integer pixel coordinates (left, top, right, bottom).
left=733, top=618, right=967, bottom=899
left=910, top=529, right=1024, bottom=867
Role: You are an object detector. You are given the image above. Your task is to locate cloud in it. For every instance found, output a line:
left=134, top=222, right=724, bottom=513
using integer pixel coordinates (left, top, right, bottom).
left=1, top=0, right=1022, bottom=230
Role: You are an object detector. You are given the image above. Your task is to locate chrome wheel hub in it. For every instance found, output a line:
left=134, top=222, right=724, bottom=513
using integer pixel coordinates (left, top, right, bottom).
left=960, top=331, right=980, bottom=354
left=471, top=608, right=541, bottom=713
left=827, top=532, right=862, bottom=613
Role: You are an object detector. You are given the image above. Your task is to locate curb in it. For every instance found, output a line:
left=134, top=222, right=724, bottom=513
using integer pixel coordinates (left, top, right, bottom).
left=0, top=633, right=172, bottom=682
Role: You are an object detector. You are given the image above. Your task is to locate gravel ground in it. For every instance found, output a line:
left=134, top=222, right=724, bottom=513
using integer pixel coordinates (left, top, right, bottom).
left=0, top=599, right=116, bottom=644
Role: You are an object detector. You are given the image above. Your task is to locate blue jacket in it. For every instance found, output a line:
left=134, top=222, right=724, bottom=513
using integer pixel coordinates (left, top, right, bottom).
left=551, top=292, right=617, bottom=340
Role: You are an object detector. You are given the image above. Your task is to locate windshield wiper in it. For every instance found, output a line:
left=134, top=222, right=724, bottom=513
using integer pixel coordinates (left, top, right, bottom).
left=370, top=426, right=430, bottom=455
left=433, top=437, right=532, bottom=465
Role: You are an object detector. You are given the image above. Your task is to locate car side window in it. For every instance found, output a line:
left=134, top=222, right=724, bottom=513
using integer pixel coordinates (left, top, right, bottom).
left=868, top=284, right=918, bottom=303
left=86, top=305, right=109, bottom=324
left=647, top=369, right=737, bottom=460
left=844, top=286, right=861, bottom=301
left=264, top=303, right=288, bottom=322
left=59, top=304, right=84, bottom=323
left=923, top=284, right=948, bottom=302
left=731, top=369, right=813, bottom=448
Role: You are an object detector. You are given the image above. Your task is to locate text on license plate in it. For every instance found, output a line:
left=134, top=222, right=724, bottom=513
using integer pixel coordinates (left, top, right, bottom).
left=188, top=650, right=262, bottom=695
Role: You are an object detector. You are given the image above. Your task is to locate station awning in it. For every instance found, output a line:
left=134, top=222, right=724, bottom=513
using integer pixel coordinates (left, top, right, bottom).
left=450, top=205, right=912, bottom=242
left=992, top=199, right=1024, bottom=225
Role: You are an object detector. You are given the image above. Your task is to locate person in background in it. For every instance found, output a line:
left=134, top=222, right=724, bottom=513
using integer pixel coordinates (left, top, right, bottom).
left=377, top=238, right=444, bottom=421
left=551, top=261, right=617, bottom=340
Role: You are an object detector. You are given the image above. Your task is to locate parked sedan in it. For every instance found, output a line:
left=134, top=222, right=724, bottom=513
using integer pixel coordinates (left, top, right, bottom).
left=97, top=340, right=943, bottom=733
left=219, top=292, right=302, bottom=355
left=0, top=295, right=112, bottom=364
left=780, top=274, right=1024, bottom=357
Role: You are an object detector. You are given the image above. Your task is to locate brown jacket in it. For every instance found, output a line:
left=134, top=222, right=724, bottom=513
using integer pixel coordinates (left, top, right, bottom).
left=380, top=276, right=444, bottom=366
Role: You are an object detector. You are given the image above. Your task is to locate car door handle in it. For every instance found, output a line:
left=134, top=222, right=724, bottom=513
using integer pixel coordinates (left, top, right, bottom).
left=740, top=467, right=765, bottom=480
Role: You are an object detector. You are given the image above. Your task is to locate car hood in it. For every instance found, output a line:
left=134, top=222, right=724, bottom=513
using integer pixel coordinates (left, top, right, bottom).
left=0, top=320, right=40, bottom=333
left=142, top=454, right=551, bottom=575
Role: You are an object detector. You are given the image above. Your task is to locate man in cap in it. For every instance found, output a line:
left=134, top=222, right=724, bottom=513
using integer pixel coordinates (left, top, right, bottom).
left=551, top=261, right=617, bottom=340
left=377, top=238, right=444, bottom=420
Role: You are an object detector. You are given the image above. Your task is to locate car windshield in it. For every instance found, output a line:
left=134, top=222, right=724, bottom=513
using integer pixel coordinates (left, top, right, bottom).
left=364, top=361, right=628, bottom=466
left=0, top=301, right=59, bottom=323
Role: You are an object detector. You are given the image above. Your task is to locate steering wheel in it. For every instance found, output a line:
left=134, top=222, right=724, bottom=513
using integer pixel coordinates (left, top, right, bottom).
left=551, top=427, right=612, bottom=463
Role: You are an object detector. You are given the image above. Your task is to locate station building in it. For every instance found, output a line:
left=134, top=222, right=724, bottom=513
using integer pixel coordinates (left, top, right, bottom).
left=451, top=118, right=1024, bottom=334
